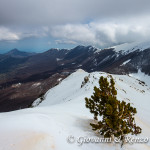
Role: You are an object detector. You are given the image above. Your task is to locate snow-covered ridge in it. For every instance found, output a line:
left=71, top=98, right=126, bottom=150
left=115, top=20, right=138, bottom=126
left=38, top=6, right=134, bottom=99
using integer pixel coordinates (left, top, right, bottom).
left=112, top=41, right=150, bottom=55
left=130, top=70, right=150, bottom=87
left=0, top=69, right=150, bottom=150
left=88, top=45, right=101, bottom=53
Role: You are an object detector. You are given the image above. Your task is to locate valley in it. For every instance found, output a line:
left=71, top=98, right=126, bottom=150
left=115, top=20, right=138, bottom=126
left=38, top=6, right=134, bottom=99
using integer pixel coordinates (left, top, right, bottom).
left=0, top=42, right=150, bottom=112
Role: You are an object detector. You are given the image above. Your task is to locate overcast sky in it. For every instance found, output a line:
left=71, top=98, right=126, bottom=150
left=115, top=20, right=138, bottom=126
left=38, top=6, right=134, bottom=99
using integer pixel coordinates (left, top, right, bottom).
left=0, top=0, right=150, bottom=52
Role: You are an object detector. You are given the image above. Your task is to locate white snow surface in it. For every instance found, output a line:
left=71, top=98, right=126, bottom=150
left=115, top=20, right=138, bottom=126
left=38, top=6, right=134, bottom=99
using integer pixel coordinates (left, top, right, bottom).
left=112, top=41, right=150, bottom=54
left=130, top=70, right=150, bottom=87
left=121, top=59, right=131, bottom=66
left=0, top=69, right=150, bottom=150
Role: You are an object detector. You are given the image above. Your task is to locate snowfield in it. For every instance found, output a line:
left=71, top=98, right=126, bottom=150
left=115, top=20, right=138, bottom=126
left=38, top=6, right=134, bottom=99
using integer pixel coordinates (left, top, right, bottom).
left=112, top=41, right=150, bottom=55
left=0, top=69, right=150, bottom=150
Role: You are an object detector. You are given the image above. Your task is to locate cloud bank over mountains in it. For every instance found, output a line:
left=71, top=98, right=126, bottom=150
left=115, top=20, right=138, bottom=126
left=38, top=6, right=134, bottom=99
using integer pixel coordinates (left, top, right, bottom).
left=0, top=0, right=150, bottom=50
left=50, top=18, right=150, bottom=47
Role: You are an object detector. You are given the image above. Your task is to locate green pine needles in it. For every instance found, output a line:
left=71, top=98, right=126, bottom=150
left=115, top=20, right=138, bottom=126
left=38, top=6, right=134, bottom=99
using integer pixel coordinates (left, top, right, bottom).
left=85, top=76, right=141, bottom=146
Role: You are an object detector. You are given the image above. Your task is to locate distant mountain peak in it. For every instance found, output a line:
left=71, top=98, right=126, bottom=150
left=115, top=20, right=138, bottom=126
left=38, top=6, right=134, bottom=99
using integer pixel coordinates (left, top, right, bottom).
left=6, top=48, right=35, bottom=58
left=73, top=45, right=98, bottom=51
left=8, top=48, right=20, bottom=53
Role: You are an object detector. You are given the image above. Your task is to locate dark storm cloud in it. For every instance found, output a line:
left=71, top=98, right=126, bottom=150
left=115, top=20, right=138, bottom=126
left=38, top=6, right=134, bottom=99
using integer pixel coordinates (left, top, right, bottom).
left=0, top=0, right=150, bottom=26
left=0, top=0, right=150, bottom=47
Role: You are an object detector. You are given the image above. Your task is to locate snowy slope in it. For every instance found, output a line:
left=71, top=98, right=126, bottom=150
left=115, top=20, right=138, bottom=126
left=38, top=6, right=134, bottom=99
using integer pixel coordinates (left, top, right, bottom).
left=130, top=70, right=150, bottom=87
left=0, top=69, right=150, bottom=150
left=112, top=41, right=150, bottom=54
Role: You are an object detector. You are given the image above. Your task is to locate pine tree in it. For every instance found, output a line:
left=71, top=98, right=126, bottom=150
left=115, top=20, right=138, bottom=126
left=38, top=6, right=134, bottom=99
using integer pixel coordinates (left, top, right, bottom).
left=85, top=76, right=142, bottom=146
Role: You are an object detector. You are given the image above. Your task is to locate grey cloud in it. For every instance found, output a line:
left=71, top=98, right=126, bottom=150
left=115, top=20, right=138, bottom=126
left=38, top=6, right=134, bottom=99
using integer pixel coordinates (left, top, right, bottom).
left=55, top=39, right=77, bottom=45
left=0, top=27, right=20, bottom=41
left=0, top=0, right=150, bottom=26
left=0, top=0, right=150, bottom=47
left=50, top=18, right=150, bottom=47
left=0, top=26, right=49, bottom=41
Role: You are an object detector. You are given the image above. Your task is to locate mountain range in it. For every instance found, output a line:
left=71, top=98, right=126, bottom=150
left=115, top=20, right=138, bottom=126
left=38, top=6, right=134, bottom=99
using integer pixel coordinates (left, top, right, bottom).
left=0, top=41, right=150, bottom=112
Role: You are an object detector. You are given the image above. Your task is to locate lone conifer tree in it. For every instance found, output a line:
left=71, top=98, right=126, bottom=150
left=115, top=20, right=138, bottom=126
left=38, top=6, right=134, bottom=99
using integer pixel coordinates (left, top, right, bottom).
left=85, top=76, right=141, bottom=146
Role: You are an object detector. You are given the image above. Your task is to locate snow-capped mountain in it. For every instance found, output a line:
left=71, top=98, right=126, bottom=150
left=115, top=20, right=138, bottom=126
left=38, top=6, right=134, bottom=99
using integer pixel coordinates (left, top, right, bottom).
left=112, top=41, right=150, bottom=55
left=0, top=69, right=150, bottom=150
left=110, top=41, right=150, bottom=75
